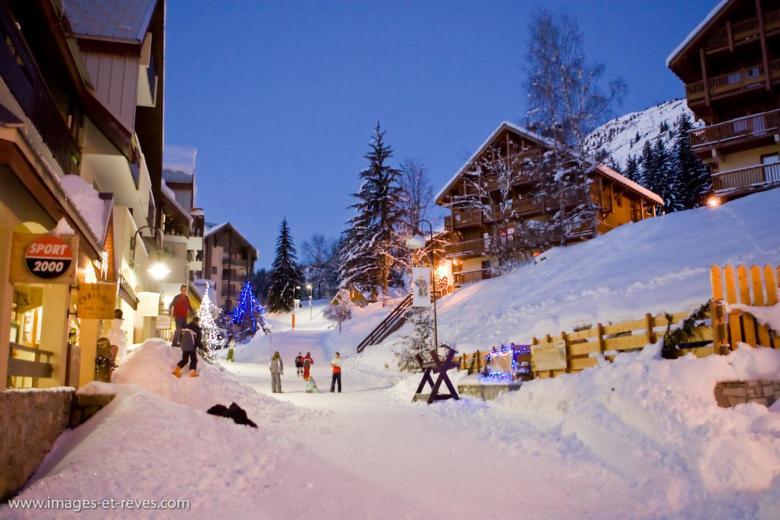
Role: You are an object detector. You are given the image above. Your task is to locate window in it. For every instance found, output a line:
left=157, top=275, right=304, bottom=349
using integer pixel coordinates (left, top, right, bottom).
left=760, top=153, right=779, bottom=165
left=211, top=266, right=217, bottom=275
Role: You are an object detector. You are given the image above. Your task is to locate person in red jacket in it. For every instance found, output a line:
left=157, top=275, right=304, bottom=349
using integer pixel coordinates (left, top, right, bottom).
left=330, top=352, right=342, bottom=393
left=302, top=352, right=314, bottom=381
left=169, top=285, right=191, bottom=346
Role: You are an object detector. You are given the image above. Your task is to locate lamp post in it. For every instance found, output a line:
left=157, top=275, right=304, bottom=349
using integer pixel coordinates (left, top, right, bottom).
left=129, top=225, right=155, bottom=268
left=406, top=219, right=438, bottom=350
left=306, top=283, right=313, bottom=319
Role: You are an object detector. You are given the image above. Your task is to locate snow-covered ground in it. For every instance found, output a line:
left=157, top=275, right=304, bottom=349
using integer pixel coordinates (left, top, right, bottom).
left=431, top=189, right=780, bottom=352
left=5, top=336, right=780, bottom=519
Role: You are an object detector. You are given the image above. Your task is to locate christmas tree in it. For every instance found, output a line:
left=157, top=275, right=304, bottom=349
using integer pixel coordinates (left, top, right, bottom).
left=268, top=219, right=304, bottom=312
left=231, top=279, right=266, bottom=339
left=197, top=284, right=223, bottom=361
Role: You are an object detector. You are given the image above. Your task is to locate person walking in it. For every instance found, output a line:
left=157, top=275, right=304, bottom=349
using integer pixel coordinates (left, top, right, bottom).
left=269, top=351, right=283, bottom=393
left=172, top=317, right=201, bottom=378
left=302, top=352, right=313, bottom=381
left=169, top=285, right=192, bottom=346
left=330, top=352, right=342, bottom=393
left=294, top=352, right=304, bottom=377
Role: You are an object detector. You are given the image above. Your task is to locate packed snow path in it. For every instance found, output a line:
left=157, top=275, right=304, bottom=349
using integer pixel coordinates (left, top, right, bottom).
left=225, top=360, right=643, bottom=518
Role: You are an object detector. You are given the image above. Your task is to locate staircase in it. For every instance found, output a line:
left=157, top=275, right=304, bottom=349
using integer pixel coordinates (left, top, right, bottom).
left=356, top=295, right=413, bottom=353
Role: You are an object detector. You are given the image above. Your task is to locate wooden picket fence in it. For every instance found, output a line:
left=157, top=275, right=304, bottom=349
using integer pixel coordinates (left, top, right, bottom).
left=710, top=264, right=779, bottom=350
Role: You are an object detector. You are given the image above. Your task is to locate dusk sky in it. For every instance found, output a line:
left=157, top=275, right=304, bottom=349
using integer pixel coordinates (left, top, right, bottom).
left=164, top=0, right=714, bottom=267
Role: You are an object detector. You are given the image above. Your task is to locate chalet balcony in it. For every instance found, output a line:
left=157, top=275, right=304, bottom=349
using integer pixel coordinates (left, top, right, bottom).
left=453, top=268, right=491, bottom=286
left=445, top=238, right=488, bottom=258
left=689, top=109, right=780, bottom=154
left=0, top=7, right=80, bottom=174
left=452, top=208, right=483, bottom=229
left=685, top=59, right=780, bottom=104
left=702, top=9, right=780, bottom=53
left=712, top=162, right=780, bottom=196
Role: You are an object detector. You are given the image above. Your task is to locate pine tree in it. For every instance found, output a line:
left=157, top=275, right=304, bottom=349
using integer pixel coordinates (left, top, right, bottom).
left=653, top=138, right=677, bottom=211
left=624, top=155, right=641, bottom=184
left=268, top=219, right=304, bottom=312
left=197, top=285, right=223, bottom=361
left=672, top=113, right=711, bottom=209
left=339, top=122, right=405, bottom=295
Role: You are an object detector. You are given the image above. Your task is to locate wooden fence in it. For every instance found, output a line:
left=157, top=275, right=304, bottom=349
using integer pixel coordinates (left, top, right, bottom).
left=711, top=264, right=779, bottom=350
left=455, top=310, right=712, bottom=379
left=455, top=264, right=778, bottom=381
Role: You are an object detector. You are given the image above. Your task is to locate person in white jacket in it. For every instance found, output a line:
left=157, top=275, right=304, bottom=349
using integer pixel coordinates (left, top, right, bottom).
left=330, top=352, right=342, bottom=393
left=269, top=351, right=284, bottom=393
left=108, top=309, right=127, bottom=364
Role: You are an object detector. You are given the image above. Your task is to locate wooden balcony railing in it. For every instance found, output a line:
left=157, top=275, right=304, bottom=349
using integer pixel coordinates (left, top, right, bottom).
left=712, top=163, right=780, bottom=194
left=453, top=268, right=491, bottom=286
left=0, top=6, right=80, bottom=174
left=703, top=9, right=780, bottom=51
left=445, top=238, right=488, bottom=257
left=686, top=59, right=780, bottom=103
left=452, top=208, right=483, bottom=228
left=690, top=109, right=780, bottom=149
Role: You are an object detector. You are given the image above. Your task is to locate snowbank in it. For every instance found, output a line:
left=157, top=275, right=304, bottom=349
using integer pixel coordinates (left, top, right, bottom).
left=491, top=345, right=780, bottom=513
left=431, top=189, right=780, bottom=352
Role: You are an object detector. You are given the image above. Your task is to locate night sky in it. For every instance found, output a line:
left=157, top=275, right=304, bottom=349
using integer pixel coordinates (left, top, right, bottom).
left=164, top=0, right=715, bottom=267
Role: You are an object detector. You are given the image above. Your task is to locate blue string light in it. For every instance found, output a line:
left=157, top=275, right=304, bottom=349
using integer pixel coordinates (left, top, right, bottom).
left=480, top=343, right=532, bottom=383
left=231, top=280, right=265, bottom=334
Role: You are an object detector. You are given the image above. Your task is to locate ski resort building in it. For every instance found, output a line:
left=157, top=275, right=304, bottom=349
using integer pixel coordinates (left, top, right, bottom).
left=435, top=122, right=663, bottom=285
left=668, top=0, right=780, bottom=201
left=203, top=223, right=257, bottom=311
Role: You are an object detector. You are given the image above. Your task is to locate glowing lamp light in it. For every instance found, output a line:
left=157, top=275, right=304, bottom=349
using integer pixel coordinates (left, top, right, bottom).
left=406, top=235, right=426, bottom=250
left=706, top=196, right=721, bottom=208
left=147, top=262, right=171, bottom=280
left=436, top=265, right=449, bottom=279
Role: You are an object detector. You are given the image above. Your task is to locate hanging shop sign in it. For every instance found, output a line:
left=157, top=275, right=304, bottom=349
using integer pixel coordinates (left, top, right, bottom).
left=77, top=282, right=117, bottom=319
left=531, top=339, right=568, bottom=372
left=10, top=232, right=78, bottom=284
left=411, top=267, right=432, bottom=308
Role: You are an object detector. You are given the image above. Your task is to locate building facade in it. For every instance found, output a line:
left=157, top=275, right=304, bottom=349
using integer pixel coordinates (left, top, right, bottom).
left=203, top=223, right=257, bottom=310
left=668, top=0, right=780, bottom=200
left=435, top=122, right=663, bottom=285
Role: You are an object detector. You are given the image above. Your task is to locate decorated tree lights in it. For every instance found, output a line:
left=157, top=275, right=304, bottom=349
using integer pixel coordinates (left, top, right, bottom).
left=481, top=343, right=532, bottom=383
left=197, top=284, right=223, bottom=362
left=231, top=280, right=267, bottom=341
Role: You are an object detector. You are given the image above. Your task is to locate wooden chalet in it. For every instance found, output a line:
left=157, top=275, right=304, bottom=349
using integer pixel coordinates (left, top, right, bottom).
left=435, top=122, right=663, bottom=285
left=668, top=0, right=780, bottom=200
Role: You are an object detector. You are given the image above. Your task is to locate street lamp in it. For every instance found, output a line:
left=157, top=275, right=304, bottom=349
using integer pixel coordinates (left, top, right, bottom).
left=406, top=219, right=438, bottom=350
left=129, top=225, right=154, bottom=268
left=147, top=261, right=170, bottom=280
left=306, top=283, right=313, bottom=319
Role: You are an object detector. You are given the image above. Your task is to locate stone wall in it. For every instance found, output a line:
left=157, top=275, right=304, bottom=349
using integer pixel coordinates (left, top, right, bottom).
left=0, top=387, right=74, bottom=501
left=714, top=380, right=780, bottom=408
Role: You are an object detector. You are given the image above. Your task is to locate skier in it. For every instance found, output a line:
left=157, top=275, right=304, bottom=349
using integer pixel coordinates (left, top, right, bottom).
left=169, top=285, right=192, bottom=345
left=330, top=352, right=342, bottom=393
left=172, top=317, right=201, bottom=378
left=302, top=352, right=314, bottom=381
left=294, top=352, right=304, bottom=377
left=269, top=351, right=284, bottom=393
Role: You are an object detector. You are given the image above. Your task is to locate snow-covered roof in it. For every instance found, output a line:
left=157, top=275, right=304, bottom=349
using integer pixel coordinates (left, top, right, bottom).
left=434, top=121, right=559, bottom=204
left=57, top=174, right=113, bottom=243
left=163, top=145, right=197, bottom=177
left=204, top=222, right=258, bottom=257
left=595, top=164, right=664, bottom=205
left=666, top=0, right=730, bottom=68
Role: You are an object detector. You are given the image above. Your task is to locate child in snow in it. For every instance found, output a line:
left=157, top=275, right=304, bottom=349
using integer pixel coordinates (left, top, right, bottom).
left=269, top=351, right=284, bottom=393
left=295, top=352, right=304, bottom=377
left=305, top=375, right=320, bottom=393
left=302, top=352, right=313, bottom=380
left=172, top=317, right=201, bottom=378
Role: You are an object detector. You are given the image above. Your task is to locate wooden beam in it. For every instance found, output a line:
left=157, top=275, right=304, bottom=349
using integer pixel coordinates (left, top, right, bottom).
left=726, top=20, right=734, bottom=52
left=699, top=47, right=711, bottom=106
left=756, top=0, right=771, bottom=91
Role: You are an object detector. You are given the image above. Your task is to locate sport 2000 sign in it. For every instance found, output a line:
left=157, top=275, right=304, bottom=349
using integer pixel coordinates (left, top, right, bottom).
left=24, top=235, right=73, bottom=279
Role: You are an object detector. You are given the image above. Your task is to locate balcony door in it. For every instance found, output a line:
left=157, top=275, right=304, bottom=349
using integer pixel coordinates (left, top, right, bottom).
left=761, top=153, right=780, bottom=184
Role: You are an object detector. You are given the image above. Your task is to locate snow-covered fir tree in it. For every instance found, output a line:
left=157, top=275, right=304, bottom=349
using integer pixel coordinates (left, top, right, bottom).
left=672, top=113, right=711, bottom=209
left=339, top=122, right=405, bottom=296
left=395, top=308, right=432, bottom=372
left=268, top=219, right=304, bottom=312
left=624, top=155, right=641, bottom=184
left=197, top=286, right=223, bottom=361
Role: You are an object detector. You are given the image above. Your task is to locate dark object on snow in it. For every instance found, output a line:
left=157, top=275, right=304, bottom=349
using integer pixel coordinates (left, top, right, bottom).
left=207, top=402, right=257, bottom=428
left=412, top=346, right=460, bottom=405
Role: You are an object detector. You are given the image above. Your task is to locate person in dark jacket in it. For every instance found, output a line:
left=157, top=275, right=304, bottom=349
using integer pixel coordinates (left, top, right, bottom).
left=172, top=317, right=202, bottom=378
left=294, top=352, right=304, bottom=377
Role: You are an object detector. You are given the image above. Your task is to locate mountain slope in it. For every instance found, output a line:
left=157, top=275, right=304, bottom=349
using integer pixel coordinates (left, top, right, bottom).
left=584, top=99, right=697, bottom=169
left=429, top=189, right=780, bottom=351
